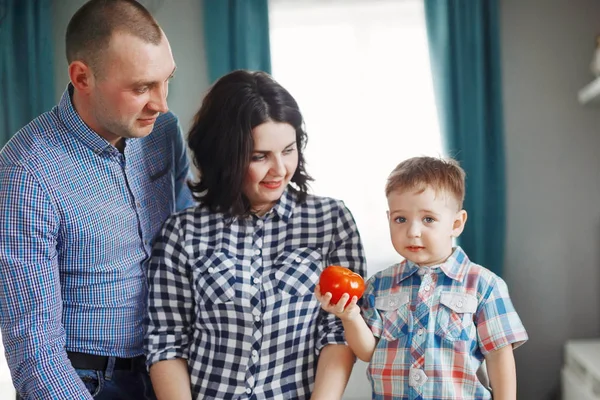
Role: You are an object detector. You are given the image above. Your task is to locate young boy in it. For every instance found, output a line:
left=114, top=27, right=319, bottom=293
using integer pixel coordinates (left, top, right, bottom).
left=316, top=156, right=528, bottom=400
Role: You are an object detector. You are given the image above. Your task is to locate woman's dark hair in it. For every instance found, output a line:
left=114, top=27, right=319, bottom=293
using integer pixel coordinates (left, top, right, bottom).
left=187, top=70, right=313, bottom=217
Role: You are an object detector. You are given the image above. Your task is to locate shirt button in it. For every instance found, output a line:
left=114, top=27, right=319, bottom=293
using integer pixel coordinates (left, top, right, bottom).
left=207, top=267, right=214, bottom=273
left=253, top=278, right=260, bottom=285
left=254, top=249, right=261, bottom=256
left=424, top=285, right=431, bottom=292
left=417, top=328, right=424, bottom=335
left=295, top=257, right=302, bottom=263
left=254, top=315, right=261, bottom=322
left=252, top=350, right=258, bottom=357
left=136, top=201, right=141, bottom=208
left=245, top=388, right=252, bottom=394
left=413, top=373, right=421, bottom=381
left=256, top=220, right=263, bottom=227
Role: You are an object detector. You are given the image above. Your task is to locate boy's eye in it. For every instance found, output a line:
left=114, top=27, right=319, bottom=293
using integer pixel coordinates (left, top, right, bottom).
left=424, top=217, right=435, bottom=223
left=394, top=217, right=406, bottom=223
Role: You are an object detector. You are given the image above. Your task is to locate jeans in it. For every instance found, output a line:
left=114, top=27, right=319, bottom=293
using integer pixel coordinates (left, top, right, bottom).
left=17, top=356, right=156, bottom=400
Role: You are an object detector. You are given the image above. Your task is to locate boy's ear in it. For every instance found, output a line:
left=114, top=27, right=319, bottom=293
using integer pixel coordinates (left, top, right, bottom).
left=451, top=210, right=467, bottom=237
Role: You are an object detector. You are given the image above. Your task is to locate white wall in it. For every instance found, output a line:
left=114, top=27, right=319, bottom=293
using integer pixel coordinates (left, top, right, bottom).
left=501, top=0, right=600, bottom=398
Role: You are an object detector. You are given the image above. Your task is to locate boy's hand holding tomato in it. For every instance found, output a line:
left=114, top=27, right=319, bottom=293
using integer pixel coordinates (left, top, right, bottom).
left=315, top=265, right=365, bottom=321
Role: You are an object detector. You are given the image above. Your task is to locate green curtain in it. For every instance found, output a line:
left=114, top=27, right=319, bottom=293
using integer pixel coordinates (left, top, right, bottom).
left=424, top=0, right=506, bottom=276
left=202, top=0, right=271, bottom=83
left=0, top=0, right=55, bottom=148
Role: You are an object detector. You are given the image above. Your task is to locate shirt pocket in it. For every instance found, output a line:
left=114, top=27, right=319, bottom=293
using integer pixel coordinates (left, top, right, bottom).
left=435, top=291, right=477, bottom=341
left=376, top=292, right=412, bottom=343
left=192, top=251, right=237, bottom=305
left=273, top=247, right=322, bottom=297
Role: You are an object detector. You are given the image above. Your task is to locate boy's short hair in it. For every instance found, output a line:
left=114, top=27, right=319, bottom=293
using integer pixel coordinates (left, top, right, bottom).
left=385, top=156, right=466, bottom=209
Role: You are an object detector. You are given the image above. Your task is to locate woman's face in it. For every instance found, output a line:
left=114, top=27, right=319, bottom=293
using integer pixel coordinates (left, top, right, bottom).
left=243, top=121, right=299, bottom=215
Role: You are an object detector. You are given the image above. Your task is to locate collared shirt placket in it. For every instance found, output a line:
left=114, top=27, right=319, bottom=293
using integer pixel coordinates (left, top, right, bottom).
left=244, top=216, right=266, bottom=398
left=408, top=268, right=438, bottom=399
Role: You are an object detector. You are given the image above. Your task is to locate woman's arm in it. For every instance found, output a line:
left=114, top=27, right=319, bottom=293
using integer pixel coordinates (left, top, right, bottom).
left=485, top=345, right=516, bottom=400
left=310, top=344, right=355, bottom=400
left=150, top=359, right=192, bottom=400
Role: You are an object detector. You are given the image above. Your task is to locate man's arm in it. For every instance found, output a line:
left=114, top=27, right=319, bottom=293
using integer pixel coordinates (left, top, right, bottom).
left=311, top=344, right=355, bottom=400
left=485, top=345, right=517, bottom=400
left=0, top=165, right=91, bottom=399
left=169, top=116, right=194, bottom=210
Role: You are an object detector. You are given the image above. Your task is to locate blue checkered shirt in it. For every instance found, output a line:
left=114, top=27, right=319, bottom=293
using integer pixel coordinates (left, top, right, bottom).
left=0, top=85, right=194, bottom=399
left=145, top=189, right=366, bottom=399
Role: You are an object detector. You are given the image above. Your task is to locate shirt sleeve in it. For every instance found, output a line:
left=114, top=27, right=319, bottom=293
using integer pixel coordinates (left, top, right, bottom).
left=169, top=114, right=195, bottom=211
left=475, top=276, right=528, bottom=355
left=144, top=213, right=194, bottom=366
left=0, top=164, right=92, bottom=399
left=361, top=275, right=384, bottom=338
left=315, top=201, right=367, bottom=352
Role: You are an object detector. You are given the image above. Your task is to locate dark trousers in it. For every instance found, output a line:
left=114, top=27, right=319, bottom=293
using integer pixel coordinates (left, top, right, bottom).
left=16, top=353, right=156, bottom=399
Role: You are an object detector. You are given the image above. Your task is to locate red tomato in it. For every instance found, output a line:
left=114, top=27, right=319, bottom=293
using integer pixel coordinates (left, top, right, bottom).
left=319, top=265, right=365, bottom=307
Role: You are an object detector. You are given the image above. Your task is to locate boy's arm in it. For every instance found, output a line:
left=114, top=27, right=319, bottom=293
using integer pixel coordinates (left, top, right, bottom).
left=315, top=287, right=377, bottom=362
left=485, top=345, right=516, bottom=400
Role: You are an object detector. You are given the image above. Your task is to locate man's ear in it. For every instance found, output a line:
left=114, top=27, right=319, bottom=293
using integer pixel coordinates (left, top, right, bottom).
left=451, top=209, right=467, bottom=237
left=68, top=61, right=95, bottom=93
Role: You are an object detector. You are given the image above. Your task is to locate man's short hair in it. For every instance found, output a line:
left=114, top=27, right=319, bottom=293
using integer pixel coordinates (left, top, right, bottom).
left=385, top=156, right=466, bottom=209
left=66, top=0, right=162, bottom=74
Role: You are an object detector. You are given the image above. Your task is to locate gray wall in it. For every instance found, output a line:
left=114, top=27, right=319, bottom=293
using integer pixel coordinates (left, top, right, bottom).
left=51, top=1, right=600, bottom=399
left=501, top=0, right=600, bottom=398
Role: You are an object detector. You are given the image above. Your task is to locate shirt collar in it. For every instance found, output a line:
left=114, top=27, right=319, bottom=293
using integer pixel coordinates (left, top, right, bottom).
left=395, top=246, right=471, bottom=284
left=267, top=187, right=296, bottom=223
left=57, top=84, right=122, bottom=156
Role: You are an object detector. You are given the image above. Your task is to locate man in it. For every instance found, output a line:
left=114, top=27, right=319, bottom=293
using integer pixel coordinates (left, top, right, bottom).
left=0, top=0, right=194, bottom=398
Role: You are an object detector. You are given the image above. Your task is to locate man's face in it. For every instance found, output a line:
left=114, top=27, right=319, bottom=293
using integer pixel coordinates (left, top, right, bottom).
left=88, top=31, right=175, bottom=143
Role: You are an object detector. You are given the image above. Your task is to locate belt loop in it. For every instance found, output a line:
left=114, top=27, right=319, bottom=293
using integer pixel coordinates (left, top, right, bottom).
left=105, top=356, right=116, bottom=381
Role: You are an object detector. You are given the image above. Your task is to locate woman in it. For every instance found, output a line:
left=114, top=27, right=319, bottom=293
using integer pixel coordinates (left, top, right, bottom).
left=144, top=70, right=366, bottom=399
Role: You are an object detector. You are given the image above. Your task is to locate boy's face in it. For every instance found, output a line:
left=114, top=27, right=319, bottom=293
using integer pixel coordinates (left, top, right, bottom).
left=387, top=186, right=467, bottom=267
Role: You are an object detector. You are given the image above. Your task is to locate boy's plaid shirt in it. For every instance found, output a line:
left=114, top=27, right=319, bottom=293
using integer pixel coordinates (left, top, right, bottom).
left=362, top=247, right=528, bottom=400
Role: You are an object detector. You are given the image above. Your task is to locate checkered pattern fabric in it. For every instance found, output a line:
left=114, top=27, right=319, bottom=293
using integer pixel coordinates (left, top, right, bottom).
left=0, top=85, right=194, bottom=398
left=145, top=189, right=366, bottom=399
left=363, top=247, right=528, bottom=400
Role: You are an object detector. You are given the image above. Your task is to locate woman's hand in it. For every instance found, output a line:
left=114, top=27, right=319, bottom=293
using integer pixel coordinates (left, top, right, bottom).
left=314, top=284, right=361, bottom=321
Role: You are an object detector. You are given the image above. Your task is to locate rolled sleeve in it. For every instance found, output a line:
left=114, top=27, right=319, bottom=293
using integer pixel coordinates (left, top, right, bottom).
left=315, top=201, right=366, bottom=353
left=144, top=213, right=194, bottom=367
